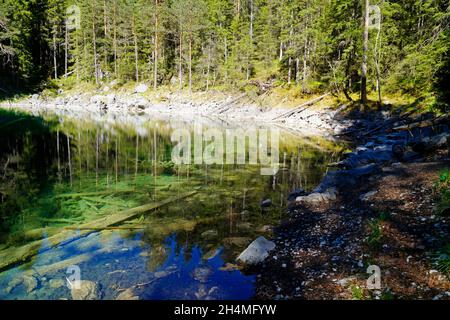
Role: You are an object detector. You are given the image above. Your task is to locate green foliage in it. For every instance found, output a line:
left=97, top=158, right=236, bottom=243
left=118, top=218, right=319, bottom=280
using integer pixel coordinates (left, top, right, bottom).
left=434, top=169, right=450, bottom=216
left=432, top=244, right=450, bottom=278
left=0, top=0, right=448, bottom=102
left=350, top=284, right=365, bottom=300
left=378, top=211, right=391, bottom=221
left=367, top=219, right=383, bottom=249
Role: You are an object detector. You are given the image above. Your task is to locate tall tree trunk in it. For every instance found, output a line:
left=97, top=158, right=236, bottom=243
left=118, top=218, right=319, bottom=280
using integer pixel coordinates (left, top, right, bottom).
left=287, top=57, right=292, bottom=85
left=92, top=3, right=99, bottom=84
left=189, top=33, right=192, bottom=94
left=179, top=26, right=183, bottom=90
left=132, top=16, right=139, bottom=83
left=64, top=24, right=68, bottom=78
left=361, top=0, right=370, bottom=105
left=206, top=42, right=211, bottom=91
left=53, top=27, right=58, bottom=79
left=374, top=7, right=383, bottom=105
left=153, top=0, right=159, bottom=89
left=303, top=37, right=308, bottom=92
left=279, top=42, right=283, bottom=61
left=113, top=0, right=118, bottom=77
left=249, top=0, right=254, bottom=40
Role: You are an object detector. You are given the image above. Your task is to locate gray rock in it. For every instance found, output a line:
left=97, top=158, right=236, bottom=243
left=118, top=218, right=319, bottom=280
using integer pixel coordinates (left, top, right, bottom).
left=359, top=191, right=378, bottom=202
left=106, top=93, right=117, bottom=105
left=192, top=266, right=213, bottom=283
left=296, top=188, right=337, bottom=203
left=201, top=230, right=218, bottom=240
left=71, top=280, right=101, bottom=300
left=237, top=236, right=276, bottom=265
left=49, top=278, right=65, bottom=289
left=260, top=199, right=272, bottom=208
left=134, top=84, right=148, bottom=93
left=5, top=274, right=39, bottom=294
left=287, top=188, right=306, bottom=201
left=154, top=270, right=172, bottom=278
left=116, top=288, right=139, bottom=300
left=126, top=96, right=148, bottom=110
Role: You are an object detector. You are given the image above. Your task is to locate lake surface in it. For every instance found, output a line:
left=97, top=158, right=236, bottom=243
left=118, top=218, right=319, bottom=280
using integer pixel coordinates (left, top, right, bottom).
left=0, top=107, right=344, bottom=300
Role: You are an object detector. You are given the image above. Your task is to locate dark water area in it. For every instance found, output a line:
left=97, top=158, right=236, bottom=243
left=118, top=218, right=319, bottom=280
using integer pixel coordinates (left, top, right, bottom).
left=0, top=108, right=345, bottom=300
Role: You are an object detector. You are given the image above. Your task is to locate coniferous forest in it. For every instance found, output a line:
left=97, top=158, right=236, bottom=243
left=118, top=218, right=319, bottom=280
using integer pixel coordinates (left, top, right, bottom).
left=0, top=0, right=448, bottom=108
left=0, top=0, right=450, bottom=304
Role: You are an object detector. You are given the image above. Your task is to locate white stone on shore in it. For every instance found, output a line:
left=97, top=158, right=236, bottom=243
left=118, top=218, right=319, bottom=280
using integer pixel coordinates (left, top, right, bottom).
left=134, top=84, right=148, bottom=93
left=237, top=236, right=276, bottom=265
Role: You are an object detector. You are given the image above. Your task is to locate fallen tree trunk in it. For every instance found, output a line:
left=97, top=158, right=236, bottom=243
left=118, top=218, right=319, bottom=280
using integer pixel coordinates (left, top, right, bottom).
left=55, top=189, right=136, bottom=199
left=272, top=92, right=331, bottom=121
left=360, top=108, right=417, bottom=137
left=216, top=93, right=247, bottom=114
left=64, top=226, right=146, bottom=231
left=390, top=114, right=450, bottom=132
left=0, top=190, right=198, bottom=272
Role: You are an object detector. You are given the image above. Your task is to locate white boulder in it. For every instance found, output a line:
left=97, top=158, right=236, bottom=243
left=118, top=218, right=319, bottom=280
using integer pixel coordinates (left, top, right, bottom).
left=237, top=236, right=276, bottom=265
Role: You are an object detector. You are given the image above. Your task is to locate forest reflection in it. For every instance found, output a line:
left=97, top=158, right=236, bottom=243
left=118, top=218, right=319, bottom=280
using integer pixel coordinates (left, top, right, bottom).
left=0, top=109, right=345, bottom=299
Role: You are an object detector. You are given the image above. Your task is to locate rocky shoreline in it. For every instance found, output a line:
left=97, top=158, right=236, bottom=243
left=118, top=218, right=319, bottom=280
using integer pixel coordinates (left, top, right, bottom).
left=248, top=110, right=450, bottom=299
left=1, top=89, right=348, bottom=137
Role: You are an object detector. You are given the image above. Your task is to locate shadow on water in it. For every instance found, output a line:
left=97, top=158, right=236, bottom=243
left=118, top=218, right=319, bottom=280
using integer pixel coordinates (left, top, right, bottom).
left=0, top=108, right=346, bottom=300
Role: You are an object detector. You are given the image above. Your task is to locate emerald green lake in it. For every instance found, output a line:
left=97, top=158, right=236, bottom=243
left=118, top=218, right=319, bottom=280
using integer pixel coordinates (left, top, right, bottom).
left=0, top=107, right=344, bottom=300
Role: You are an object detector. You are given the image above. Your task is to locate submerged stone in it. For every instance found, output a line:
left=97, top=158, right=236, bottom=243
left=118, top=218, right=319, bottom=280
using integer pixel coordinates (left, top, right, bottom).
left=260, top=199, right=272, bottom=208
left=71, top=280, right=101, bottom=300
left=201, top=230, right=218, bottom=240
left=116, top=288, right=139, bottom=300
left=192, top=266, right=213, bottom=283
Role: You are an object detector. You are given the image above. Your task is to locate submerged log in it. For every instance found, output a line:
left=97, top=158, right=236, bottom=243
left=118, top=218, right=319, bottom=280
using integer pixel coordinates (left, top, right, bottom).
left=55, top=189, right=136, bottom=199
left=64, top=226, right=146, bottom=231
left=0, top=190, right=198, bottom=272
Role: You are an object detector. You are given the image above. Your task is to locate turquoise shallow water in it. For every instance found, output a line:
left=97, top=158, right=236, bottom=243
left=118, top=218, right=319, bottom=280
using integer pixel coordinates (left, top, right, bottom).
left=0, top=108, right=343, bottom=300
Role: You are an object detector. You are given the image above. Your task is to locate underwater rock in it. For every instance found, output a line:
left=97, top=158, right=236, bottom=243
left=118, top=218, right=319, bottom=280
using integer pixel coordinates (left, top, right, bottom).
left=154, top=270, right=173, bottom=279
left=71, top=280, right=101, bottom=300
left=236, top=236, right=276, bottom=265
left=223, top=237, right=252, bottom=248
left=49, top=279, right=65, bottom=289
left=116, top=288, right=139, bottom=300
left=203, top=248, right=221, bottom=260
left=201, top=230, right=218, bottom=240
left=236, top=222, right=252, bottom=230
left=219, top=263, right=241, bottom=272
left=5, top=274, right=39, bottom=294
left=192, top=266, right=213, bottom=283
left=260, top=199, right=272, bottom=208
